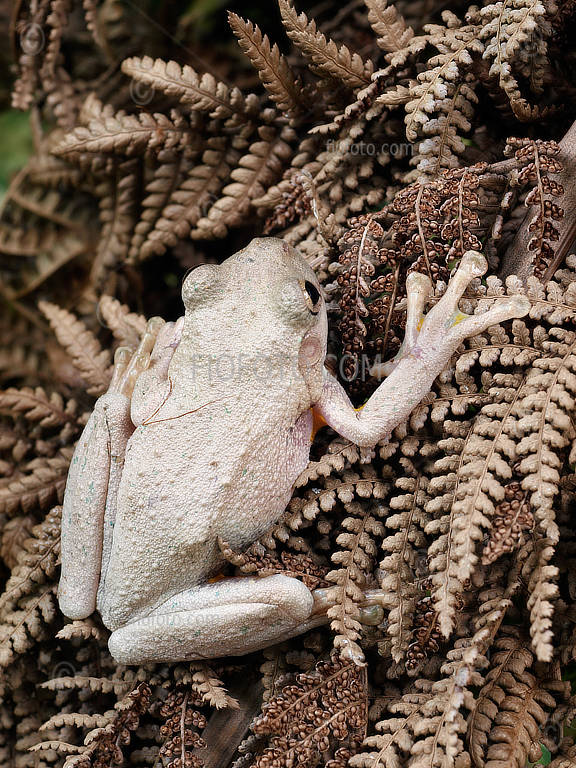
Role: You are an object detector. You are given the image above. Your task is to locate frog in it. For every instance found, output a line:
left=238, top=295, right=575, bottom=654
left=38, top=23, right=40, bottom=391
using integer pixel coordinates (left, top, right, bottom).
left=58, top=237, right=530, bottom=665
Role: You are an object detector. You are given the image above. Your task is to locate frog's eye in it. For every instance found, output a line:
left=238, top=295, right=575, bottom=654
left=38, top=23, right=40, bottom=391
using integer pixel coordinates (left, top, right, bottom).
left=303, top=280, right=322, bottom=315
left=182, top=264, right=220, bottom=308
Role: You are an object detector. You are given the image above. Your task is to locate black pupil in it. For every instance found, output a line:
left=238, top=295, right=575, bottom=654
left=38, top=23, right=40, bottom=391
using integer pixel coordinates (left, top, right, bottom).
left=305, top=281, right=320, bottom=308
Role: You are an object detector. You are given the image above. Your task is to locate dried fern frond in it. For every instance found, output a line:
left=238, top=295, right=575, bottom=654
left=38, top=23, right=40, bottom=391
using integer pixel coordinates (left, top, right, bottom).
left=250, top=657, right=367, bottom=768
left=121, top=56, right=260, bottom=122
left=364, top=0, right=415, bottom=57
left=0, top=505, right=61, bottom=612
left=228, top=13, right=307, bottom=117
left=0, top=447, right=73, bottom=516
left=97, top=296, right=146, bottom=349
left=467, top=629, right=569, bottom=767
left=189, top=665, right=240, bottom=710
left=0, top=507, right=61, bottom=669
left=326, top=495, right=386, bottom=665
left=156, top=685, right=207, bottom=768
left=39, top=301, right=112, bottom=396
left=472, top=0, right=556, bottom=120
left=278, top=0, right=374, bottom=90
left=505, top=137, right=565, bottom=278
left=0, top=386, right=78, bottom=428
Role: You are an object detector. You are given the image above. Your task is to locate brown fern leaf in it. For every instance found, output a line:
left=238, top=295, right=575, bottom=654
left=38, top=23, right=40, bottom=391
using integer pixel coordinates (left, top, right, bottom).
left=189, top=665, right=240, bottom=709
left=326, top=494, right=386, bottom=665
left=39, top=301, right=112, bottom=396
left=11, top=0, right=52, bottom=111
left=157, top=685, right=207, bottom=767
left=466, top=629, right=533, bottom=766
left=219, top=537, right=329, bottom=590
left=505, top=138, right=564, bottom=278
left=0, top=506, right=61, bottom=669
left=473, top=0, right=556, bottom=120
left=550, top=741, right=576, bottom=767
left=229, top=12, right=306, bottom=116
left=98, top=296, right=147, bottom=349
left=278, top=0, right=374, bottom=90
left=0, top=505, right=61, bottom=611
left=127, top=150, right=195, bottom=261
left=402, top=14, right=482, bottom=171
left=54, top=104, right=197, bottom=159
left=1, top=515, right=35, bottom=570
left=467, top=629, right=569, bottom=768
left=0, top=387, right=78, bottom=427
left=336, top=216, right=381, bottom=383
left=251, top=657, right=368, bottom=768
left=0, top=448, right=73, bottom=516
left=379, top=443, right=437, bottom=664
left=482, top=482, right=534, bottom=564
left=139, top=138, right=240, bottom=255
left=352, top=639, right=482, bottom=768
left=193, top=125, right=294, bottom=239
left=364, top=0, right=415, bottom=56
left=49, top=682, right=153, bottom=767
left=91, top=157, right=141, bottom=287
left=122, top=56, right=260, bottom=122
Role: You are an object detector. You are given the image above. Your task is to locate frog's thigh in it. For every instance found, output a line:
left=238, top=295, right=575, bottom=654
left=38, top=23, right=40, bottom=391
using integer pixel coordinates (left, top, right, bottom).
left=108, top=575, right=321, bottom=664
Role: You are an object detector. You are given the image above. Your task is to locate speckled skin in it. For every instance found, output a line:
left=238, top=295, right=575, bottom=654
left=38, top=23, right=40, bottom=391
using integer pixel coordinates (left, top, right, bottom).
left=58, top=239, right=530, bottom=664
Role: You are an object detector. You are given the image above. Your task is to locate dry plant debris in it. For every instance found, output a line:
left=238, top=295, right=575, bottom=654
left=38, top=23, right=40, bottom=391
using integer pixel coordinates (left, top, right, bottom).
left=0, top=1, right=576, bottom=767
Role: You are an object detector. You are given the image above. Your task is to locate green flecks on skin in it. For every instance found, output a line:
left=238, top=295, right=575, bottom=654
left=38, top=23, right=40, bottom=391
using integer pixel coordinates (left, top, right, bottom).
left=84, top=480, right=95, bottom=505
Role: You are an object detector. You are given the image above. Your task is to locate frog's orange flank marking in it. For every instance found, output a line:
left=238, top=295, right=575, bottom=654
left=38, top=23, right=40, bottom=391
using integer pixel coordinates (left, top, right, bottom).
left=311, top=407, right=328, bottom=441
left=310, top=403, right=365, bottom=441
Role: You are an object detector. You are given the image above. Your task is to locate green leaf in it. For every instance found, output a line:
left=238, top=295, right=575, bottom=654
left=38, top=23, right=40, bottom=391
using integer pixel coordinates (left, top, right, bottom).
left=0, top=110, right=33, bottom=200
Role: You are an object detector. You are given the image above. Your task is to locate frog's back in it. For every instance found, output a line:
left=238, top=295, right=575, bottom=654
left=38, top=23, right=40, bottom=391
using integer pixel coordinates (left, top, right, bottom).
left=98, top=400, right=312, bottom=629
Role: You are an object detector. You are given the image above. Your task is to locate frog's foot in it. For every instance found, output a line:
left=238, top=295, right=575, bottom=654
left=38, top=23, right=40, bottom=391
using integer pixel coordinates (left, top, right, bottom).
left=109, top=317, right=165, bottom=397
left=311, top=587, right=385, bottom=627
left=129, top=317, right=184, bottom=426
left=372, top=270, right=432, bottom=377
left=420, top=250, right=530, bottom=342
left=370, top=251, right=530, bottom=378
left=107, top=575, right=327, bottom=665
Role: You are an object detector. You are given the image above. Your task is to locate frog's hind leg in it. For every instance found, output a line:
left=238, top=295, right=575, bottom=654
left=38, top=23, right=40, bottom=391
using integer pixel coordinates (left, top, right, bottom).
left=107, top=574, right=329, bottom=664
left=59, top=319, right=166, bottom=621
left=59, top=350, right=137, bottom=620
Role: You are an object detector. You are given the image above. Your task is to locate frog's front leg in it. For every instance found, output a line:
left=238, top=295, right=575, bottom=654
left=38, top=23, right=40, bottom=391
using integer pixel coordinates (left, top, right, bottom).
left=59, top=318, right=168, bottom=620
left=130, top=317, right=184, bottom=425
left=314, top=251, right=531, bottom=447
left=107, top=574, right=327, bottom=664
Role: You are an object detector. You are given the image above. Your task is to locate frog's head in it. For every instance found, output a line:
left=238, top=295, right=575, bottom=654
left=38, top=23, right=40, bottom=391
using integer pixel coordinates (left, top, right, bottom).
left=181, top=237, right=327, bottom=394
left=183, top=237, right=325, bottom=332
